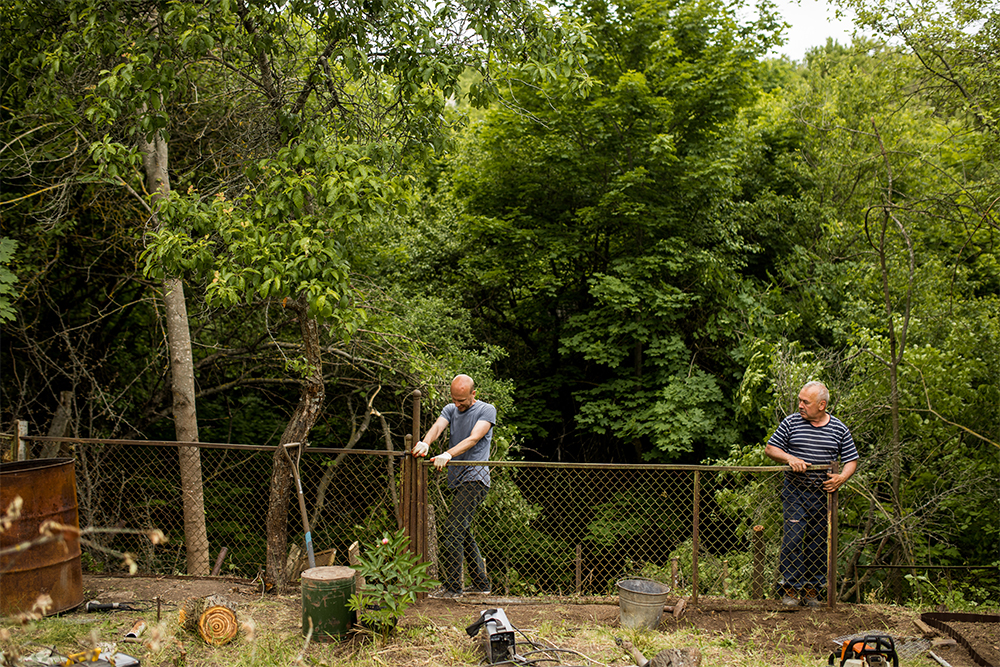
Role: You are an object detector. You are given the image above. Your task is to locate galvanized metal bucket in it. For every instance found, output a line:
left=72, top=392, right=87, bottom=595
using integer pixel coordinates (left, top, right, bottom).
left=617, top=578, right=670, bottom=629
left=0, top=458, right=84, bottom=617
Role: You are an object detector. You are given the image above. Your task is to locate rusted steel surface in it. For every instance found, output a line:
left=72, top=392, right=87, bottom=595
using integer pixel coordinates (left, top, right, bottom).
left=0, top=458, right=84, bottom=617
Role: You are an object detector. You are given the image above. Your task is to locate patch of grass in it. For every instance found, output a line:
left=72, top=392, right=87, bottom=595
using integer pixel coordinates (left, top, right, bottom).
left=11, top=599, right=993, bottom=667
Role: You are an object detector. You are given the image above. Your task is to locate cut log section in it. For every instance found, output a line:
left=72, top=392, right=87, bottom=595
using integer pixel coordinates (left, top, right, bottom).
left=199, top=605, right=238, bottom=645
left=179, top=595, right=239, bottom=645
left=616, top=638, right=701, bottom=666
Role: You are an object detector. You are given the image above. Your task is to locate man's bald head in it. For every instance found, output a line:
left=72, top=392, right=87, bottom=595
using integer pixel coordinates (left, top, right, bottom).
left=452, top=374, right=475, bottom=393
left=451, top=374, right=477, bottom=412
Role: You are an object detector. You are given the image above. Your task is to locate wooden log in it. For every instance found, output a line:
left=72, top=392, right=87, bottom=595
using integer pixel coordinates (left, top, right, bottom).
left=179, top=595, right=239, bottom=645
left=291, top=546, right=337, bottom=577
left=211, top=547, right=228, bottom=577
left=751, top=525, right=765, bottom=599
left=198, top=605, right=238, bottom=645
left=649, top=647, right=702, bottom=667
left=913, top=618, right=938, bottom=638
left=575, top=544, right=582, bottom=594
left=617, top=637, right=648, bottom=667
left=179, top=597, right=205, bottom=633
left=426, top=504, right=438, bottom=580
left=665, top=597, right=687, bottom=619
left=40, top=391, right=74, bottom=459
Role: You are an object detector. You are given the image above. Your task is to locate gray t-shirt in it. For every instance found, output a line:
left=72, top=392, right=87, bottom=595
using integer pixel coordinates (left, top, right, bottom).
left=440, top=400, right=496, bottom=488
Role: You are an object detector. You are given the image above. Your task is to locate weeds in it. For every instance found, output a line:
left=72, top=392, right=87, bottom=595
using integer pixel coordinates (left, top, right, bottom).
left=4, top=594, right=994, bottom=667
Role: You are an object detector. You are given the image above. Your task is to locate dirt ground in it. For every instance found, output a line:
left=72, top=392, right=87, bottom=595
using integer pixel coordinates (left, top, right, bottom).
left=77, top=574, right=999, bottom=667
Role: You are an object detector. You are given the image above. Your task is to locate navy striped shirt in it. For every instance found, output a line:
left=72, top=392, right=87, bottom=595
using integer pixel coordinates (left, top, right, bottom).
left=768, top=413, right=859, bottom=486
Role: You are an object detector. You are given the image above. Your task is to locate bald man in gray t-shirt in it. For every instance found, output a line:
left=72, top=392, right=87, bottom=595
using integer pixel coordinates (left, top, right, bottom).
left=412, top=374, right=496, bottom=598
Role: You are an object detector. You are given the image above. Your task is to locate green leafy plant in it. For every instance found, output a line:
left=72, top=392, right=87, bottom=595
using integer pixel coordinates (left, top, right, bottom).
left=347, top=529, right=438, bottom=635
left=0, top=238, right=19, bottom=323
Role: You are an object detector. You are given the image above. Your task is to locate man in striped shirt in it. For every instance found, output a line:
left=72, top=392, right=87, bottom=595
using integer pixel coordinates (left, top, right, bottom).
left=765, top=381, right=859, bottom=608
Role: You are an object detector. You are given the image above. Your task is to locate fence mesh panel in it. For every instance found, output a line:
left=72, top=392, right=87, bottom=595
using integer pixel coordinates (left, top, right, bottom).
left=6, top=432, right=994, bottom=605
left=19, top=442, right=834, bottom=602
left=436, top=463, right=795, bottom=598
left=70, top=443, right=403, bottom=579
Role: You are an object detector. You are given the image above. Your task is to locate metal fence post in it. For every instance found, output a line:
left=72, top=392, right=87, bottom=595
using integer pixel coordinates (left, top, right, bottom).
left=401, top=435, right=412, bottom=532
left=16, top=420, right=28, bottom=461
left=401, top=390, right=424, bottom=556
left=692, top=470, right=700, bottom=603
left=828, top=461, right=839, bottom=609
left=752, top=524, right=765, bottom=599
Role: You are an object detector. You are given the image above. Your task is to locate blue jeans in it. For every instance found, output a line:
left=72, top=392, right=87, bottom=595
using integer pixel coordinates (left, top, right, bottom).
left=779, top=481, right=827, bottom=590
left=440, top=481, right=489, bottom=593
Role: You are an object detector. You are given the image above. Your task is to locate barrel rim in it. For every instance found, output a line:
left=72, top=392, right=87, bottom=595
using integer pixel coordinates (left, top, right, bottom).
left=617, top=577, right=670, bottom=596
left=0, top=457, right=76, bottom=474
left=301, top=565, right=356, bottom=581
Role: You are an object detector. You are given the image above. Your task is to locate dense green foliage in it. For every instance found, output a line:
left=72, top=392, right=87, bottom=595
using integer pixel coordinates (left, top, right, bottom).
left=386, top=0, right=790, bottom=462
left=2, top=0, right=996, bottom=601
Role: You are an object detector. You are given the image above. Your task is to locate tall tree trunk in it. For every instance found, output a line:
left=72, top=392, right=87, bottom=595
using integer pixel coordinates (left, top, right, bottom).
left=141, top=126, right=210, bottom=576
left=870, top=121, right=916, bottom=568
left=265, top=299, right=326, bottom=591
left=164, top=277, right=211, bottom=576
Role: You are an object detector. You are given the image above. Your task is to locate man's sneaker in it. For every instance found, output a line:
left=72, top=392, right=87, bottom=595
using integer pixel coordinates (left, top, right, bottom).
left=429, top=587, right=462, bottom=599
left=780, top=587, right=799, bottom=607
left=801, top=588, right=822, bottom=608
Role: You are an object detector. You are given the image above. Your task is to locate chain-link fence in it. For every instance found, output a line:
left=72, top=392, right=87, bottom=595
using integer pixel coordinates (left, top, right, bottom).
left=67, top=441, right=404, bottom=580
left=4, top=428, right=994, bottom=606
left=5, top=433, right=836, bottom=603
left=435, top=461, right=807, bottom=601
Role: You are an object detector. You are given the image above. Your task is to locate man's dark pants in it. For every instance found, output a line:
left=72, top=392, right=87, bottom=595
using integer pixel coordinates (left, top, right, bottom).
left=441, top=481, right=489, bottom=593
left=780, top=480, right=827, bottom=591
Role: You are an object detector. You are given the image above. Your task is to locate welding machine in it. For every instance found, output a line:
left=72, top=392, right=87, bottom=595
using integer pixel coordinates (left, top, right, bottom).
left=466, top=608, right=517, bottom=664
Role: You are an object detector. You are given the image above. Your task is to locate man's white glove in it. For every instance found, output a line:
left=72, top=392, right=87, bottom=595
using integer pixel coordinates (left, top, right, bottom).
left=432, top=452, right=452, bottom=469
left=412, top=441, right=430, bottom=458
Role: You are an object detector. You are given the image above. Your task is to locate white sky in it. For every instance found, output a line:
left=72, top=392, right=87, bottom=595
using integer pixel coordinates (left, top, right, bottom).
left=769, top=0, right=857, bottom=60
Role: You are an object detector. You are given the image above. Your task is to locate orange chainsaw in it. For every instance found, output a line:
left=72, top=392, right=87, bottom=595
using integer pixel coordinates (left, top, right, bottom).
left=827, top=633, right=899, bottom=667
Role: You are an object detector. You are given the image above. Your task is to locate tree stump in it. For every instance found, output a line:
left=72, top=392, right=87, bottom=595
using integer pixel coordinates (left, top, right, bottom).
left=179, top=595, right=239, bottom=645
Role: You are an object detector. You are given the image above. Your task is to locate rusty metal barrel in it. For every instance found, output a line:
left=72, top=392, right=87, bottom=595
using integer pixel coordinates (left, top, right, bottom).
left=0, top=458, right=84, bottom=617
